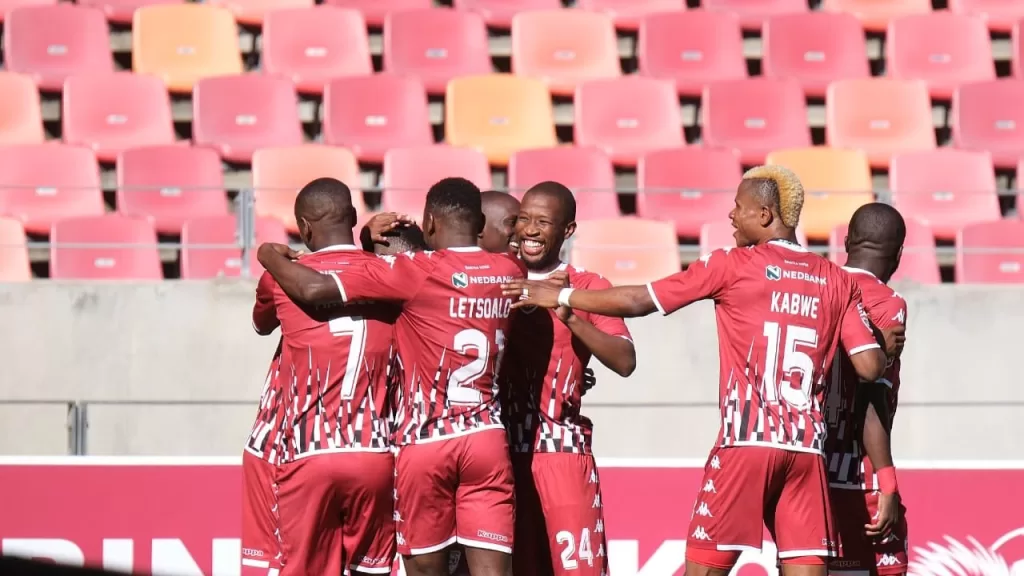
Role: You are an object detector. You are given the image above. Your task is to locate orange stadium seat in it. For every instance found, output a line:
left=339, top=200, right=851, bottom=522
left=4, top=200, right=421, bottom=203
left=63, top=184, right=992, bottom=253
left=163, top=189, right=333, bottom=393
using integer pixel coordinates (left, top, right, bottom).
left=506, top=146, right=619, bottom=221
left=637, top=11, right=746, bottom=97
left=701, top=220, right=808, bottom=255
left=381, top=146, right=491, bottom=217
left=0, top=217, right=31, bottom=282
left=570, top=218, right=680, bottom=284
left=950, top=0, right=1024, bottom=32
left=322, top=75, right=433, bottom=165
left=886, top=13, right=995, bottom=100
left=701, top=78, right=810, bottom=165
left=192, top=75, right=303, bottom=164
left=576, top=0, right=686, bottom=30
left=829, top=219, right=942, bottom=284
left=821, top=0, right=932, bottom=32
left=77, top=0, right=183, bottom=25
left=511, top=10, right=621, bottom=96
left=574, top=76, right=683, bottom=167
left=453, top=0, right=560, bottom=28
left=0, top=0, right=56, bottom=22
left=384, top=8, right=491, bottom=95
left=132, top=4, right=243, bottom=93
left=636, top=147, right=742, bottom=238
left=765, top=147, right=874, bottom=241
left=890, top=149, right=1000, bottom=240
left=703, top=0, right=807, bottom=30
left=180, top=215, right=288, bottom=279
left=209, top=0, right=312, bottom=26
left=445, top=74, right=557, bottom=166
left=0, top=72, right=45, bottom=145
left=116, top=145, right=228, bottom=235
left=252, top=145, right=365, bottom=233
left=50, top=214, right=162, bottom=280
left=0, top=144, right=104, bottom=235
left=63, top=73, right=176, bottom=163
left=323, top=0, right=430, bottom=27
left=762, top=12, right=870, bottom=98
left=826, top=78, right=936, bottom=168
left=262, top=7, right=371, bottom=94
left=957, top=219, right=1024, bottom=283
left=952, top=80, right=1024, bottom=169
left=4, top=5, right=114, bottom=92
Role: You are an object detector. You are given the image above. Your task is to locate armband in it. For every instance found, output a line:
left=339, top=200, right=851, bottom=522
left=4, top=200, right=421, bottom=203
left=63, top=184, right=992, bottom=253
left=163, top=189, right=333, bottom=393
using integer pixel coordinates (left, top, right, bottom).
left=557, top=288, right=575, bottom=308
left=876, top=466, right=899, bottom=494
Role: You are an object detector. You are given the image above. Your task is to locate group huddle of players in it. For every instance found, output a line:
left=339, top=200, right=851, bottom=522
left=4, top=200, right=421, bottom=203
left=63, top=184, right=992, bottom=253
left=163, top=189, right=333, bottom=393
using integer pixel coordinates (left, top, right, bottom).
left=239, top=165, right=911, bottom=576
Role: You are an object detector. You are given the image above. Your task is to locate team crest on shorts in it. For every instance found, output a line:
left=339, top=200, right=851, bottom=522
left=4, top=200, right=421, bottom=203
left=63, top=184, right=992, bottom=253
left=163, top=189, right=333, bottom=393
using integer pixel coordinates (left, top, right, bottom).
left=451, top=272, right=469, bottom=288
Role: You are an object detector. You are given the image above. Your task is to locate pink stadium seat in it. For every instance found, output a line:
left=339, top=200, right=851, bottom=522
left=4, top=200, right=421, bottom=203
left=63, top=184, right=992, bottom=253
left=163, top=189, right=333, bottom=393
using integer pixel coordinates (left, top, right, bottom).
left=0, top=145, right=104, bottom=235
left=50, top=214, right=162, bottom=280
left=511, top=10, right=621, bottom=96
left=62, top=73, right=175, bottom=163
left=701, top=220, right=807, bottom=256
left=77, top=0, right=182, bottom=24
left=0, top=217, right=31, bottom=281
left=889, top=149, right=1000, bottom=240
left=1015, top=19, right=1024, bottom=79
left=384, top=8, right=491, bottom=95
left=453, top=0, right=559, bottom=28
left=822, top=0, right=932, bottom=33
left=0, top=0, right=56, bottom=23
left=829, top=219, right=942, bottom=284
left=0, top=72, right=45, bottom=145
left=701, top=78, right=810, bottom=165
left=762, top=12, right=870, bottom=98
left=576, top=0, right=686, bottom=30
left=950, top=0, right=1024, bottom=32
left=210, top=0, right=312, bottom=26
left=4, top=5, right=114, bottom=92
left=506, top=147, right=619, bottom=221
left=381, top=146, right=491, bottom=217
left=180, top=215, right=288, bottom=279
left=570, top=217, right=680, bottom=284
left=322, top=75, right=433, bottom=164
left=887, top=13, right=995, bottom=100
left=703, top=0, right=807, bottom=30
left=957, top=220, right=1024, bottom=283
left=192, top=75, right=303, bottom=164
left=322, top=0, right=430, bottom=27
left=637, top=11, right=746, bottom=97
left=261, top=7, right=371, bottom=94
left=574, top=76, right=684, bottom=167
left=952, top=80, right=1024, bottom=169
left=116, top=145, right=228, bottom=235
left=636, top=147, right=742, bottom=238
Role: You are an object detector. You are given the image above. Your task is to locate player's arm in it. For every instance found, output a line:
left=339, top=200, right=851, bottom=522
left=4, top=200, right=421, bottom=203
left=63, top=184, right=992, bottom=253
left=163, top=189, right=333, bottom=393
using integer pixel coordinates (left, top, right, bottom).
left=257, top=243, right=342, bottom=305
left=841, top=287, right=887, bottom=382
left=559, top=274, right=637, bottom=377
left=860, top=383, right=901, bottom=538
left=252, top=270, right=280, bottom=335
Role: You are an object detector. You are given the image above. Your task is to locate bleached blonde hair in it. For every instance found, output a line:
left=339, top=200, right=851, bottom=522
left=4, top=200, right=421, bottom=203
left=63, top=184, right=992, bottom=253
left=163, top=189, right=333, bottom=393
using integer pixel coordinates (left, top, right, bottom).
left=742, top=165, right=804, bottom=229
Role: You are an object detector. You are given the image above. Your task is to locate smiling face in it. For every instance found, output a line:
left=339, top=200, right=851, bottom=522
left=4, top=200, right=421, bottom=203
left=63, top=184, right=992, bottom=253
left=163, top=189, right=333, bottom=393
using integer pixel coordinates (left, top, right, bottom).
left=480, top=192, right=520, bottom=254
left=515, top=190, right=575, bottom=271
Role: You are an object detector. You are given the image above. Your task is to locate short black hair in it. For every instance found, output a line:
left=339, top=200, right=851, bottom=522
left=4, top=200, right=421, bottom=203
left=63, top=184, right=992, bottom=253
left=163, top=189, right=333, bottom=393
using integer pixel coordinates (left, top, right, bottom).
left=294, top=177, right=355, bottom=227
left=847, top=203, right=906, bottom=257
left=524, top=181, right=576, bottom=223
left=424, top=177, right=483, bottom=228
left=361, top=224, right=427, bottom=254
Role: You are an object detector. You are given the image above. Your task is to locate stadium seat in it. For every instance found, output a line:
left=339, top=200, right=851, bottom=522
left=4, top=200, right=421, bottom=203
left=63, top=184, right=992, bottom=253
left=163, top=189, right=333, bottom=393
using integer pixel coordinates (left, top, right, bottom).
left=576, top=0, right=686, bottom=30
left=4, top=5, right=114, bottom=92
left=956, top=219, right=1024, bottom=283
left=574, top=76, right=683, bottom=167
left=322, top=0, right=430, bottom=27
left=637, top=11, right=746, bottom=97
left=570, top=218, right=680, bottom=284
left=506, top=147, right=619, bottom=221
left=511, top=10, right=621, bottom=96
left=821, top=0, right=932, bottom=32
left=829, top=219, right=942, bottom=284
left=180, top=215, right=288, bottom=279
left=322, top=75, right=433, bottom=164
left=826, top=78, right=936, bottom=168
left=0, top=0, right=56, bottom=23
left=62, top=73, right=176, bottom=163
left=701, top=220, right=808, bottom=255
left=116, top=145, right=228, bottom=235
left=0, top=72, right=45, bottom=145
left=761, top=12, right=870, bottom=98
left=636, top=147, right=742, bottom=238
left=453, top=0, right=558, bottom=28
left=950, top=0, right=1024, bottom=32
left=192, top=75, right=303, bottom=164
left=261, top=7, right=371, bottom=94
left=889, top=149, right=1000, bottom=240
left=384, top=8, right=491, bottom=95
left=0, top=217, right=31, bottom=282
left=703, top=0, right=807, bottom=30
left=1015, top=19, right=1024, bottom=79
left=0, top=145, right=104, bottom=235
left=701, top=78, right=810, bottom=165
left=886, top=13, right=995, bottom=100
left=765, top=147, right=874, bottom=241
left=951, top=80, right=1024, bottom=169
left=50, top=215, right=162, bottom=280
left=77, top=0, right=182, bottom=25
left=132, top=4, right=243, bottom=93
left=445, top=74, right=558, bottom=166
left=381, top=146, right=491, bottom=217
left=252, top=145, right=365, bottom=233
left=209, top=0, right=312, bottom=26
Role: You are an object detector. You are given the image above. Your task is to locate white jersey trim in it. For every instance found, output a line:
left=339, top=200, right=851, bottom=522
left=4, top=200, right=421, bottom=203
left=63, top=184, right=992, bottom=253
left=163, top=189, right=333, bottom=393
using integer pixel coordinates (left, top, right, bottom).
left=878, top=377, right=894, bottom=388
left=728, top=440, right=824, bottom=456
left=400, top=423, right=505, bottom=446
left=328, top=271, right=348, bottom=302
left=779, top=548, right=834, bottom=558
left=527, top=262, right=568, bottom=280
left=352, top=565, right=391, bottom=575
left=848, top=343, right=881, bottom=356
left=317, top=244, right=359, bottom=253
left=769, top=239, right=808, bottom=253
left=241, top=558, right=270, bottom=568
left=842, top=266, right=878, bottom=279
left=409, top=535, right=457, bottom=556
left=829, top=482, right=867, bottom=490
left=290, top=446, right=392, bottom=460
left=457, top=536, right=512, bottom=554
left=448, top=246, right=483, bottom=253
left=646, top=282, right=667, bottom=315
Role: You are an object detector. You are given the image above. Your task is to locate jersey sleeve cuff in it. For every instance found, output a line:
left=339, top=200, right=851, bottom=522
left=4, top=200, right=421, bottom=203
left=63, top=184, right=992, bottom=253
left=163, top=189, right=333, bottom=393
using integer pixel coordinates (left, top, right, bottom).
left=877, top=377, right=894, bottom=388
left=646, top=282, right=667, bottom=315
left=848, top=343, right=881, bottom=356
left=328, top=272, right=348, bottom=302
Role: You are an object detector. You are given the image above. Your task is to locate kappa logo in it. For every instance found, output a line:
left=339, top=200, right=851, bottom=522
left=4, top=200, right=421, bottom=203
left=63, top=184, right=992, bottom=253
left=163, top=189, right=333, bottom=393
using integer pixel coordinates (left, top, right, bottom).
left=695, top=502, right=713, bottom=518
left=702, top=479, right=717, bottom=493
left=878, top=554, right=901, bottom=567
left=766, top=265, right=782, bottom=281
left=710, top=455, right=721, bottom=470
left=692, top=526, right=712, bottom=541
left=451, top=272, right=469, bottom=288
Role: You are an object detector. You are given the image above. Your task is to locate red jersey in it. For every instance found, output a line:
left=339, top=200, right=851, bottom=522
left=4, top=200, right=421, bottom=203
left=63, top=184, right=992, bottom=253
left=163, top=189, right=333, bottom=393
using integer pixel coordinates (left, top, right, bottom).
left=331, top=247, right=528, bottom=446
left=824, top=266, right=907, bottom=490
left=502, top=263, right=632, bottom=454
left=647, top=240, right=880, bottom=455
left=244, top=338, right=287, bottom=465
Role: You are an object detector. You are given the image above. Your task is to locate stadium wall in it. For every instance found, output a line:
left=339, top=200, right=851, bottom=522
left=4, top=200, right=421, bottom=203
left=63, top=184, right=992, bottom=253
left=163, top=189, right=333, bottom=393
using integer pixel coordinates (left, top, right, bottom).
left=1, top=281, right=1021, bottom=459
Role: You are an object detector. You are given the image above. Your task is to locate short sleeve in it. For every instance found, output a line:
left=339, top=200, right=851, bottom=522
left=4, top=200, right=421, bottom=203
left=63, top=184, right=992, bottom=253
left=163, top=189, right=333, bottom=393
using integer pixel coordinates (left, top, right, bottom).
left=841, top=284, right=881, bottom=357
left=577, top=273, right=632, bottom=341
left=332, top=251, right=430, bottom=303
left=871, top=293, right=908, bottom=331
left=646, top=248, right=733, bottom=315
left=252, top=271, right=279, bottom=335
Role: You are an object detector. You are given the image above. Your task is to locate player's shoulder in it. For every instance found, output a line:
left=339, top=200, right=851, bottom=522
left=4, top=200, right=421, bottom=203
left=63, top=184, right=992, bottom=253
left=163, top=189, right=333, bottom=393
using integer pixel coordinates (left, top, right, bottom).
left=482, top=249, right=528, bottom=277
left=699, top=245, right=748, bottom=269
left=566, top=264, right=612, bottom=288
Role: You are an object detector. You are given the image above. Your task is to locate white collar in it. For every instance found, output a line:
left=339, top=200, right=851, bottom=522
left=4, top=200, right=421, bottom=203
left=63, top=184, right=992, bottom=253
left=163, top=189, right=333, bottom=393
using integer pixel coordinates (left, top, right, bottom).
left=528, top=262, right=568, bottom=280
left=842, top=266, right=878, bottom=279
left=768, top=239, right=807, bottom=253
left=448, top=246, right=483, bottom=253
left=316, top=244, right=359, bottom=253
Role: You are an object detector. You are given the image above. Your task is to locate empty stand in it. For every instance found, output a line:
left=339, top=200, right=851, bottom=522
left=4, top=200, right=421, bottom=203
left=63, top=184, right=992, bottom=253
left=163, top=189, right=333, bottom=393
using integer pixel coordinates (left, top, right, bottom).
left=381, top=146, right=491, bottom=216
left=180, top=215, right=287, bottom=279
left=701, top=78, right=810, bottom=165
left=821, top=0, right=932, bottom=32
left=323, top=0, right=431, bottom=27
left=506, top=147, right=619, bottom=221
left=116, top=145, right=228, bottom=235
left=210, top=0, right=312, bottom=26
left=890, top=149, right=1000, bottom=240
left=637, top=11, right=746, bottom=97
left=132, top=4, right=243, bottom=93
left=952, top=79, right=1024, bottom=169
left=511, top=10, right=620, bottom=96
left=761, top=12, right=870, bottom=98
left=957, top=220, right=1024, bottom=283
left=384, top=8, right=491, bottom=95
left=0, top=217, right=31, bottom=282
left=576, top=0, right=686, bottom=30
left=322, top=74, right=433, bottom=164
left=574, top=76, right=683, bottom=166
left=570, top=218, right=679, bottom=285
left=636, top=147, right=742, bottom=238
left=703, top=0, right=808, bottom=30
left=701, top=220, right=808, bottom=255
left=192, top=75, right=303, bottom=164
left=50, top=215, right=162, bottom=280
left=77, top=0, right=182, bottom=24
left=0, top=145, right=104, bottom=235
left=829, top=219, right=942, bottom=284
left=445, top=74, right=557, bottom=166
left=262, top=7, right=372, bottom=94
left=0, top=72, right=45, bottom=145
left=826, top=78, right=936, bottom=168
left=950, top=0, right=1024, bottom=32
left=454, top=0, right=559, bottom=28
left=4, top=5, right=114, bottom=92
left=886, top=13, right=995, bottom=100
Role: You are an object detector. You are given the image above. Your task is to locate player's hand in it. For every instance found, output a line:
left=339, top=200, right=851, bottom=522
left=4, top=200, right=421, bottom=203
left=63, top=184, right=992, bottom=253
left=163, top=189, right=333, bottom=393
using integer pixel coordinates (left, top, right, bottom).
left=547, top=271, right=573, bottom=323
left=881, top=325, right=906, bottom=359
left=502, top=279, right=561, bottom=310
left=257, top=242, right=303, bottom=264
left=582, top=368, right=597, bottom=396
left=366, top=212, right=415, bottom=244
left=865, top=492, right=901, bottom=541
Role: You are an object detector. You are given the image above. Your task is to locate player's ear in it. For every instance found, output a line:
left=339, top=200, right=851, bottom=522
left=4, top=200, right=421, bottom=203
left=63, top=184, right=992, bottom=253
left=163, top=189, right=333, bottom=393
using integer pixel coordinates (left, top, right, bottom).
left=844, top=234, right=851, bottom=254
left=893, top=245, right=904, bottom=274
left=563, top=220, right=577, bottom=241
left=759, top=205, right=773, bottom=227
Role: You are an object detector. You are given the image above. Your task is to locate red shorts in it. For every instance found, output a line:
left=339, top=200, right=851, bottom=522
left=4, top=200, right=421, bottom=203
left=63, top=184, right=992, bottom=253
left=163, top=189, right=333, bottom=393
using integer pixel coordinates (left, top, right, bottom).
left=241, top=451, right=283, bottom=575
left=685, top=446, right=838, bottom=569
left=394, top=428, right=515, bottom=557
left=512, top=452, right=609, bottom=576
left=830, top=488, right=909, bottom=575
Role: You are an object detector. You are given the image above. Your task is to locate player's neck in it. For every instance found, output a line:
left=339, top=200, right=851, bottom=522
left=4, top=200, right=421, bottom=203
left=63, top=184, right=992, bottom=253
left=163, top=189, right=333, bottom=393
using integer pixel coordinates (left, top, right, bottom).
left=432, top=230, right=479, bottom=250
left=529, top=258, right=564, bottom=275
left=309, top=231, right=355, bottom=252
left=844, top=255, right=890, bottom=283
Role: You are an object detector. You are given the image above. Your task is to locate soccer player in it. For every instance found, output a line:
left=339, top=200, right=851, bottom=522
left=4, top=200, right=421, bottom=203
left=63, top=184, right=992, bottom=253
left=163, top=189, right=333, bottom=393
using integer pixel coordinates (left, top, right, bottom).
left=825, top=203, right=910, bottom=576
left=503, top=181, right=637, bottom=576
left=480, top=191, right=521, bottom=254
left=257, top=177, right=526, bottom=576
left=503, top=166, right=890, bottom=576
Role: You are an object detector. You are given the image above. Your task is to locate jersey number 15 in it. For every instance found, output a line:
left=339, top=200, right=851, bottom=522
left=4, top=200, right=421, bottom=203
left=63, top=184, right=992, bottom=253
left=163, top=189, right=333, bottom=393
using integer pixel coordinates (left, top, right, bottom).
left=762, top=321, right=818, bottom=409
